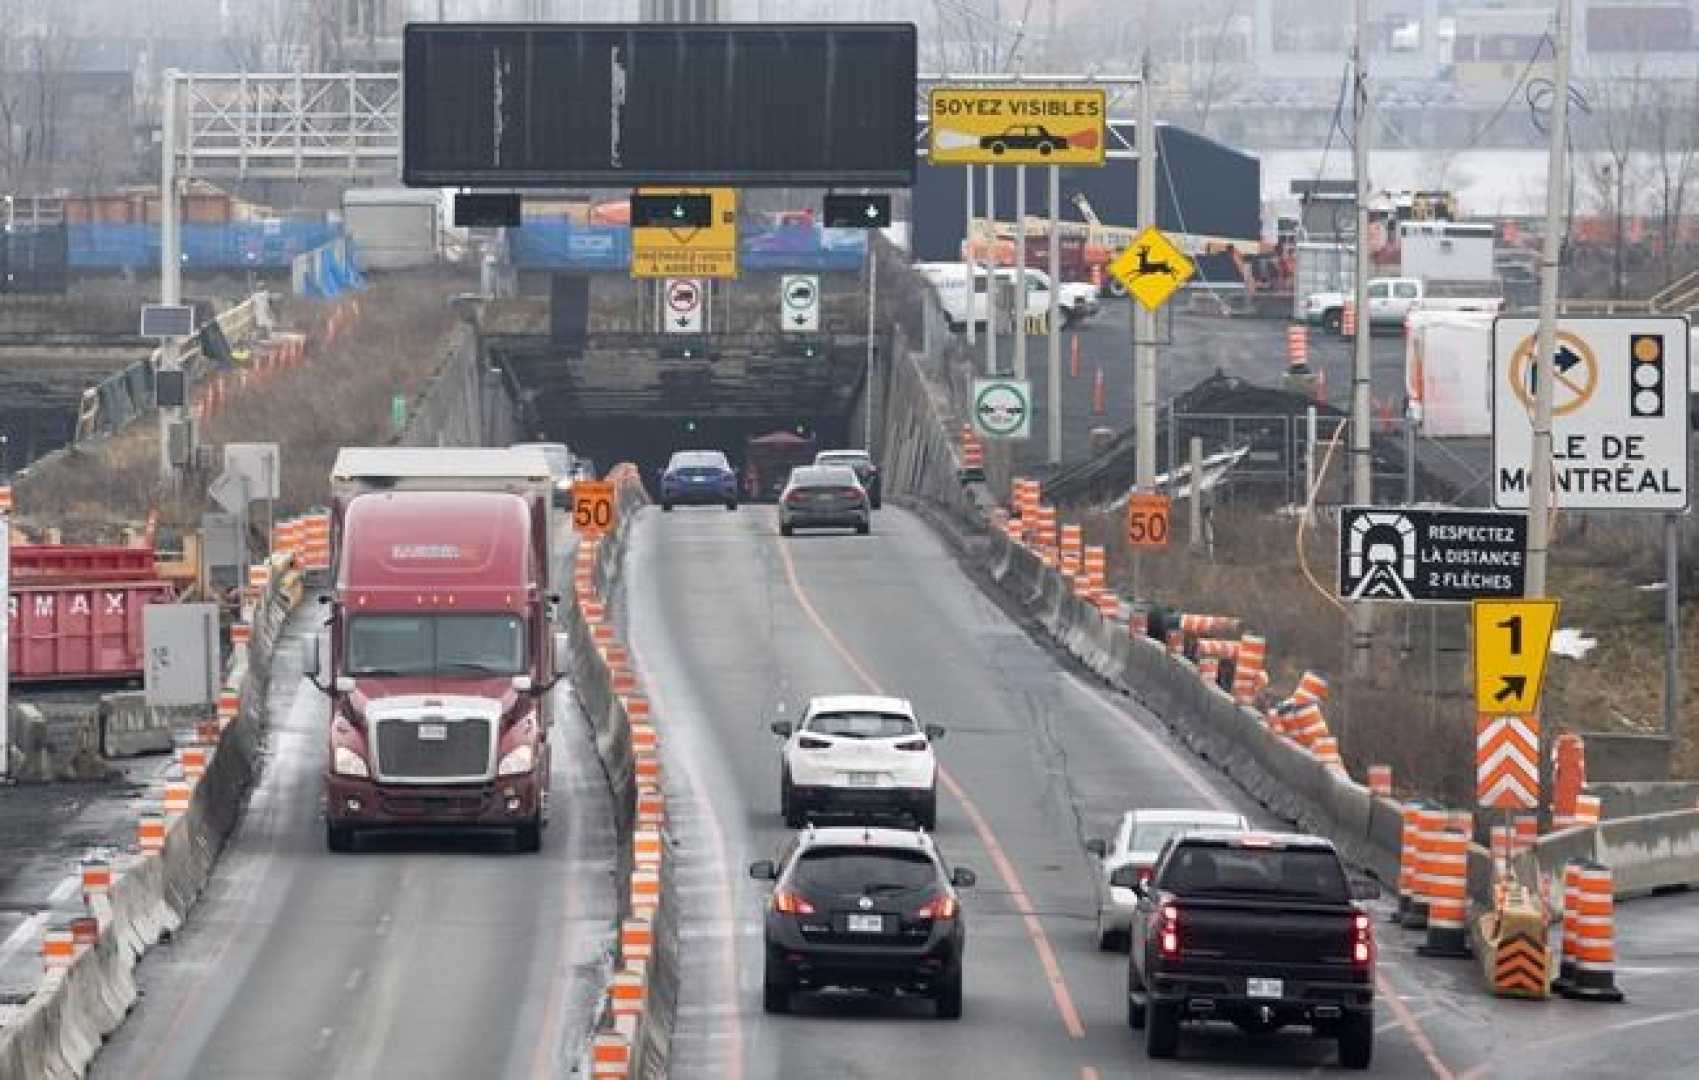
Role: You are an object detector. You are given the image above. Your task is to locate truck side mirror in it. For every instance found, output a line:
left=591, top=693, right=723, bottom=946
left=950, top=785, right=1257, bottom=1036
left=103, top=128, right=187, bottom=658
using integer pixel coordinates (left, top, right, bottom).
left=925, top=724, right=946, bottom=741
left=1085, top=838, right=1107, bottom=859
left=769, top=720, right=794, bottom=738
left=748, top=859, right=777, bottom=881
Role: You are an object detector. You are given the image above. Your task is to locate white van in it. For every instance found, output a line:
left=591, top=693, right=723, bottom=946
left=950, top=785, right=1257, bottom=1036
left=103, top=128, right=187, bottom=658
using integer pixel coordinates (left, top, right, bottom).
left=914, top=263, right=1058, bottom=332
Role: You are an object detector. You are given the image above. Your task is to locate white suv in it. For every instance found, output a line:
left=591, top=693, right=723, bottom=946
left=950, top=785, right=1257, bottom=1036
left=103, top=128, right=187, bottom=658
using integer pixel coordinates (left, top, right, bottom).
left=772, top=695, right=944, bottom=829
left=1086, top=808, right=1251, bottom=950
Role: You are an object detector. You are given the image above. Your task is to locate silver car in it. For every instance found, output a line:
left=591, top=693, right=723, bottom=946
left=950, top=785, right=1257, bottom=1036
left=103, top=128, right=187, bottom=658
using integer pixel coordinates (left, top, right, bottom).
left=778, top=465, right=870, bottom=536
left=1086, top=808, right=1251, bottom=951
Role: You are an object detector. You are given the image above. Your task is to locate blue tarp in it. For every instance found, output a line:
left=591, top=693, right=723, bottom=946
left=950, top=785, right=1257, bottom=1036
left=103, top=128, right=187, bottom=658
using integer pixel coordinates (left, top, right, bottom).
left=508, top=221, right=867, bottom=272
left=67, top=221, right=341, bottom=269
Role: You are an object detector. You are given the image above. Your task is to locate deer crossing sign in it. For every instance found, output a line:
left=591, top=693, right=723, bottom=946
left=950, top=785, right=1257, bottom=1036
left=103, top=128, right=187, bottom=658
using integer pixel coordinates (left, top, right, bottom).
left=1107, top=226, right=1195, bottom=311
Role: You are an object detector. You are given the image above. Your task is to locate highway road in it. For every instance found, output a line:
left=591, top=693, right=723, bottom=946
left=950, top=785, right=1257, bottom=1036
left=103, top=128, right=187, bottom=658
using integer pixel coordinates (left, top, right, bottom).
left=88, top=604, right=619, bottom=1080
left=626, top=502, right=1699, bottom=1079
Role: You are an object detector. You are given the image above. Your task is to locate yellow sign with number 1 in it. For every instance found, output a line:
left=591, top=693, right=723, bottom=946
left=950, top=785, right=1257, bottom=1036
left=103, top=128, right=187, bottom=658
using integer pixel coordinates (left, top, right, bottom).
left=1472, top=599, right=1560, bottom=715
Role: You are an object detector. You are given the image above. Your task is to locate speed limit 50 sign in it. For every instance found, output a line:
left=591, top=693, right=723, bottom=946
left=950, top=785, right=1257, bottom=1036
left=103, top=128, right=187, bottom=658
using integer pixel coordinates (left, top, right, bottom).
left=1125, top=492, right=1171, bottom=549
left=573, top=480, right=617, bottom=537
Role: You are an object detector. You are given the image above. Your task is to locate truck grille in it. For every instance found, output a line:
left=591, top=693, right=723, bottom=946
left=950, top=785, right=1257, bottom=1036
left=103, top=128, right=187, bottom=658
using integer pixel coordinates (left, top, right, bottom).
left=373, top=718, right=493, bottom=782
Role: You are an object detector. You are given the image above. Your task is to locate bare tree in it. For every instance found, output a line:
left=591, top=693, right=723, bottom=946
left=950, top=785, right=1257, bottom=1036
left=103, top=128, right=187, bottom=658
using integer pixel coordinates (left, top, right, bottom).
left=224, top=0, right=315, bottom=72
left=1585, top=62, right=1650, bottom=299
left=0, top=3, right=26, bottom=192
left=1646, top=74, right=1699, bottom=288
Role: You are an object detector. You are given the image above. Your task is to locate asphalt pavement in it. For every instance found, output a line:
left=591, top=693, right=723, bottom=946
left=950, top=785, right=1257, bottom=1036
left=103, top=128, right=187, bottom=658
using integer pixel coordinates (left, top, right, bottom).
left=87, top=602, right=619, bottom=1080
left=625, top=502, right=1699, bottom=1079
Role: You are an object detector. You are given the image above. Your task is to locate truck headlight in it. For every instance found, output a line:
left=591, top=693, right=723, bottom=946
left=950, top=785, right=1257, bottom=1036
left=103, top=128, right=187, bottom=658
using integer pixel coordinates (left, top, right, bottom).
left=333, top=745, right=369, bottom=778
left=497, top=743, right=536, bottom=777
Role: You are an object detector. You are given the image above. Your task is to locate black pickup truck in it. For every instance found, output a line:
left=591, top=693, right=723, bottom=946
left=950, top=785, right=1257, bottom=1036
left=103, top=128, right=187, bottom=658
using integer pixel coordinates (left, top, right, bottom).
left=1127, top=831, right=1379, bottom=1069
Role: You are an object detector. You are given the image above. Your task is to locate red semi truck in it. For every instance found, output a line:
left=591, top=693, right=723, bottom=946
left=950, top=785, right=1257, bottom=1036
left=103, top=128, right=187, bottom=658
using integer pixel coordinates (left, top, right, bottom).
left=306, top=448, right=567, bottom=852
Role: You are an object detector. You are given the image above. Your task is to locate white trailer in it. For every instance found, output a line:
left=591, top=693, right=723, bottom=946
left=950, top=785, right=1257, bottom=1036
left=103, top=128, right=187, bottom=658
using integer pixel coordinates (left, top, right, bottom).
left=1405, top=309, right=1495, bottom=438
left=340, top=188, right=449, bottom=270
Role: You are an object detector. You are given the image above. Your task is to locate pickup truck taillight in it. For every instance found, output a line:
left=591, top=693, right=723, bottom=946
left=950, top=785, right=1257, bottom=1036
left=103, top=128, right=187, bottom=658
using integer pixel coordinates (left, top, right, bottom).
left=1352, top=912, right=1374, bottom=969
left=1159, top=903, right=1181, bottom=958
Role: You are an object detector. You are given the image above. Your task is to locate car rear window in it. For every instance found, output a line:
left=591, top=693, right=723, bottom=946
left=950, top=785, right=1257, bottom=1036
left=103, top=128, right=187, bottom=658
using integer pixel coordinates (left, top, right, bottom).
left=672, top=451, right=728, bottom=469
left=792, top=849, right=938, bottom=892
left=1160, top=844, right=1348, bottom=903
left=791, top=467, right=859, bottom=488
left=1130, top=819, right=1243, bottom=854
left=808, top=711, right=916, bottom=738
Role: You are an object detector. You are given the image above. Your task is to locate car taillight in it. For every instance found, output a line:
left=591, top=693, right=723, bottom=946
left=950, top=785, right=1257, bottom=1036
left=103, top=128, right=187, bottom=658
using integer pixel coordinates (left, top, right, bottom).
left=1352, top=912, right=1374, bottom=968
left=895, top=739, right=928, bottom=752
left=798, top=736, right=832, bottom=750
left=773, top=888, right=816, bottom=915
left=915, top=893, right=957, bottom=920
left=1159, top=903, right=1181, bottom=958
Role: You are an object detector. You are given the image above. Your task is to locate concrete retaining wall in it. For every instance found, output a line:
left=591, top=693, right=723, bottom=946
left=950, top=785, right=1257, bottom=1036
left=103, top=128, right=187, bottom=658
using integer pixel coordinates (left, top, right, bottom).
left=398, top=322, right=519, bottom=448
left=1588, top=781, right=1699, bottom=820
left=0, top=559, right=300, bottom=1078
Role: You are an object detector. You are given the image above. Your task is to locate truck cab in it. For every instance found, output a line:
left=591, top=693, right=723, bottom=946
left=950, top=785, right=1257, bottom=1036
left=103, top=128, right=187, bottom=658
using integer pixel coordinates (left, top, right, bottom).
left=309, top=448, right=566, bottom=853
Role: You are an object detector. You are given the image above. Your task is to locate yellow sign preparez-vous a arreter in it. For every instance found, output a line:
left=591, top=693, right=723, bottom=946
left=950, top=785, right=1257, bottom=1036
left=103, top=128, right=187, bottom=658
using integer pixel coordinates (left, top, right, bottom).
left=631, top=187, right=739, bottom=279
left=928, top=88, right=1107, bottom=167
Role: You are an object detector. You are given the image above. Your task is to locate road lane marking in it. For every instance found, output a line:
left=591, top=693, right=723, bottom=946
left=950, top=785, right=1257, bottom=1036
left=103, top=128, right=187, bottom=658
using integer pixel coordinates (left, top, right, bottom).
left=1376, top=972, right=1456, bottom=1080
left=0, top=912, right=49, bottom=967
left=774, top=536, right=1087, bottom=1039
left=49, top=875, right=78, bottom=902
left=1065, top=674, right=1238, bottom=808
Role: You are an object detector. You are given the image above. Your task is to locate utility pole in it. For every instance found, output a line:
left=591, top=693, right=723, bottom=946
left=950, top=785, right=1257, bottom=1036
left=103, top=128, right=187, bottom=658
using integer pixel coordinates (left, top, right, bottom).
left=1349, top=0, right=1373, bottom=674
left=965, top=164, right=977, bottom=348
left=1134, top=50, right=1157, bottom=492
left=1047, top=164, right=1062, bottom=463
left=1015, top=164, right=1028, bottom=380
left=1527, top=0, right=1573, bottom=598
left=158, top=69, right=183, bottom=486
left=986, top=167, right=999, bottom=375
left=865, top=237, right=878, bottom=449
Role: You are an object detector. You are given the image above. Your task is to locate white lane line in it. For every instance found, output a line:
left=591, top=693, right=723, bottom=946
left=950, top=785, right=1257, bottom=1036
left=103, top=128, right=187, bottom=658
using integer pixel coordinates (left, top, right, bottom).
left=48, top=875, right=79, bottom=902
left=0, top=912, right=50, bottom=966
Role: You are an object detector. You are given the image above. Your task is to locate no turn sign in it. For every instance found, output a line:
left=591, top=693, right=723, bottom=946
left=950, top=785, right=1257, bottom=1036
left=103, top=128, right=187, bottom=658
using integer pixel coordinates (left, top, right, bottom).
left=972, top=378, right=1031, bottom=440
left=664, top=278, right=704, bottom=334
left=781, top=275, right=820, bottom=332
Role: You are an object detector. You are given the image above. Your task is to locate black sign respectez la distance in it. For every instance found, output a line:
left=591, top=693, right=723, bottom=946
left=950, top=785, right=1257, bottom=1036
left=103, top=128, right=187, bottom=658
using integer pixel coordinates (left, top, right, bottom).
left=1337, top=506, right=1529, bottom=604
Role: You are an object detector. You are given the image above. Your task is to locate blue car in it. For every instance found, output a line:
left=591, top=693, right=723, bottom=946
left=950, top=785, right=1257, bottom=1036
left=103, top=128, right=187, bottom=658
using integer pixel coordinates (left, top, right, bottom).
left=661, top=450, right=739, bottom=512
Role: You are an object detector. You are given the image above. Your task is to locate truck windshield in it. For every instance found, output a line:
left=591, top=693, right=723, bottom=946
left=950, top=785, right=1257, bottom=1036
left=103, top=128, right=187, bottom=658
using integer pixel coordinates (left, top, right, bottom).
left=1162, top=845, right=1349, bottom=903
left=345, top=614, right=527, bottom=676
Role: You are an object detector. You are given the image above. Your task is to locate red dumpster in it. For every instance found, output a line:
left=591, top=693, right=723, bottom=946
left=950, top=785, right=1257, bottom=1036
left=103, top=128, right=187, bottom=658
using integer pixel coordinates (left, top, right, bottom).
left=6, top=545, right=177, bottom=682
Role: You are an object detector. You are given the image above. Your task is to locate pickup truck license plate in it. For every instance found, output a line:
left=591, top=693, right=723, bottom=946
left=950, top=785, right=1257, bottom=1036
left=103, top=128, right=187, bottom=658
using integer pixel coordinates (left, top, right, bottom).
left=416, top=723, right=448, bottom=742
left=846, top=772, right=880, bottom=787
left=1247, top=978, right=1283, bottom=999
left=847, top=914, right=883, bottom=933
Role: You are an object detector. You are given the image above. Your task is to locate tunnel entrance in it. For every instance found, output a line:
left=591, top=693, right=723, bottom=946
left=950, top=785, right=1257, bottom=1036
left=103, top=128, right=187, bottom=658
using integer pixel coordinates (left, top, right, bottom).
left=532, top=412, right=853, bottom=492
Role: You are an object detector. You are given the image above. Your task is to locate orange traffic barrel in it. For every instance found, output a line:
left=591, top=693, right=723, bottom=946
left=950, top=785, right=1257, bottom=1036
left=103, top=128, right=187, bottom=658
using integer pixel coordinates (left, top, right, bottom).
left=624, top=695, right=652, bottom=723
left=70, top=915, right=99, bottom=957
left=137, top=811, right=167, bottom=852
left=1418, top=816, right=1471, bottom=958
left=41, top=925, right=74, bottom=971
left=1405, top=806, right=1447, bottom=931
left=1513, top=814, right=1539, bottom=857
left=591, top=1032, right=631, bottom=1078
left=1555, top=863, right=1625, bottom=1002
left=636, top=787, right=666, bottom=828
left=630, top=867, right=661, bottom=916
left=1291, top=670, right=1330, bottom=705
left=1395, top=801, right=1425, bottom=925
left=621, top=918, right=654, bottom=965
left=1286, top=323, right=1309, bottom=368
left=163, top=780, right=193, bottom=820
left=1367, top=764, right=1393, bottom=797
left=633, top=828, right=664, bottom=868
left=1311, top=735, right=1345, bottom=774
left=608, top=966, right=648, bottom=1021
left=81, top=856, right=112, bottom=903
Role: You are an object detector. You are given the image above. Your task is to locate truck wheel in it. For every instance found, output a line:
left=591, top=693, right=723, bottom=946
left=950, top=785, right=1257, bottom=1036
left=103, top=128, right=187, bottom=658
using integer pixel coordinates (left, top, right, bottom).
left=934, top=967, right=964, bottom=1019
left=1322, top=308, right=1342, bottom=335
left=780, top=523, right=795, bottom=537
left=515, top=820, right=543, bottom=853
left=662, top=502, right=674, bottom=513
left=1338, top=1011, right=1374, bottom=1070
left=762, top=961, right=793, bottom=1014
left=855, top=522, right=870, bottom=536
left=726, top=500, right=738, bottom=511
left=326, top=823, right=354, bottom=853
left=1145, top=1000, right=1180, bottom=1059
left=1097, top=915, right=1127, bottom=952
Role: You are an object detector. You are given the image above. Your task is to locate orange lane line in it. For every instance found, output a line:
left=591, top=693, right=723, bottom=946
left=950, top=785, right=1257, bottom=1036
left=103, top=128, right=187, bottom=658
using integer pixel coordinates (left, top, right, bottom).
left=775, top=536, right=1087, bottom=1040
left=1377, top=972, right=1457, bottom=1080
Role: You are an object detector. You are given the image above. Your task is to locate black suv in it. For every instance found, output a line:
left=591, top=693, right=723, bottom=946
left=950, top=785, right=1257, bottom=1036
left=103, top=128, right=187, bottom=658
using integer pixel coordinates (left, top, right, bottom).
left=749, top=826, right=976, bottom=1018
left=1129, top=831, right=1379, bottom=1068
